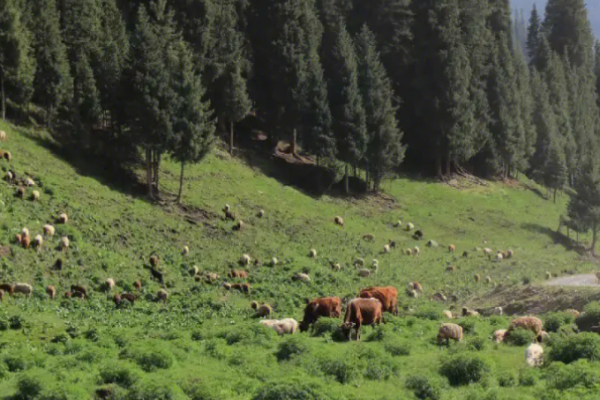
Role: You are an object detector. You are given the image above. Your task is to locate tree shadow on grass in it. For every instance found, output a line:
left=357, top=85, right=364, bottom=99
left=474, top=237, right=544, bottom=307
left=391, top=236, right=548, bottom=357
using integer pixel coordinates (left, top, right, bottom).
left=521, top=222, right=588, bottom=254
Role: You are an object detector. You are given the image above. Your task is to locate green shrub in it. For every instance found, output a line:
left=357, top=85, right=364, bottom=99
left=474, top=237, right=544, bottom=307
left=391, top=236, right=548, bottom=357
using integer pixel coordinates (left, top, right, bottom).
left=497, top=372, right=517, bottom=387
left=16, top=371, right=45, bottom=399
left=125, top=375, right=187, bottom=400
left=405, top=375, right=441, bottom=400
left=252, top=379, right=327, bottom=400
left=575, top=303, right=600, bottom=332
left=0, top=318, right=8, bottom=331
left=363, top=354, right=397, bottom=381
left=276, top=336, right=310, bottom=361
left=10, top=314, right=25, bottom=329
left=38, top=385, right=90, bottom=400
left=415, top=306, right=442, bottom=321
left=458, top=318, right=477, bottom=334
left=203, top=339, right=230, bottom=360
left=468, top=337, right=487, bottom=352
left=319, top=355, right=363, bottom=384
left=383, top=339, right=411, bottom=356
left=518, top=368, right=539, bottom=387
left=99, top=362, right=140, bottom=388
left=548, top=333, right=600, bottom=364
left=183, top=380, right=228, bottom=400
left=504, top=328, right=536, bottom=346
left=545, top=312, right=574, bottom=333
left=367, top=323, right=397, bottom=342
left=546, top=360, right=600, bottom=390
left=311, top=318, right=339, bottom=338
left=439, top=353, right=490, bottom=386
left=0, top=363, right=7, bottom=380
left=121, top=346, right=173, bottom=372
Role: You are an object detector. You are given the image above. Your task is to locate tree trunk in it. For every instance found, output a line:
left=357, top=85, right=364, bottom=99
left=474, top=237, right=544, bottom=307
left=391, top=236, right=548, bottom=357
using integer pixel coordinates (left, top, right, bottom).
left=553, top=187, right=557, bottom=203
left=1, top=77, right=5, bottom=121
left=592, top=221, right=598, bottom=257
left=436, top=155, right=442, bottom=179
left=177, top=161, right=185, bottom=204
left=229, top=120, right=234, bottom=155
left=445, top=153, right=451, bottom=178
left=344, top=164, right=349, bottom=195
left=154, top=153, right=161, bottom=191
left=146, top=148, right=153, bottom=198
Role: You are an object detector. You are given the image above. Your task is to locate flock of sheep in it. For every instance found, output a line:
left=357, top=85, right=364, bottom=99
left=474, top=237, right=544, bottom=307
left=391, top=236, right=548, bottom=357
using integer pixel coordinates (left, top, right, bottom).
left=0, top=129, right=576, bottom=370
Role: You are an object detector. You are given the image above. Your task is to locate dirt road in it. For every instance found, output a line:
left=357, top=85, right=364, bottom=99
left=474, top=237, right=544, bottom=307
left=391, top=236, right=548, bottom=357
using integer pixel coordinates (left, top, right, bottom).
left=545, top=274, right=600, bottom=287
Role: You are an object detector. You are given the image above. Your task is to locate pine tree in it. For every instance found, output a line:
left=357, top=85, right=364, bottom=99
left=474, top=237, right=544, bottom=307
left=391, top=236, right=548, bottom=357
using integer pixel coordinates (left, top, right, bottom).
left=170, top=41, right=215, bottom=203
left=324, top=21, right=367, bottom=193
left=72, top=50, right=101, bottom=139
left=526, top=4, right=540, bottom=64
left=29, top=0, right=72, bottom=122
left=124, top=0, right=180, bottom=197
left=355, top=25, right=404, bottom=191
left=568, top=160, right=600, bottom=255
left=411, top=0, right=475, bottom=177
left=222, top=63, right=252, bottom=155
left=0, top=0, right=36, bottom=120
left=543, top=144, right=567, bottom=202
left=530, top=69, right=558, bottom=177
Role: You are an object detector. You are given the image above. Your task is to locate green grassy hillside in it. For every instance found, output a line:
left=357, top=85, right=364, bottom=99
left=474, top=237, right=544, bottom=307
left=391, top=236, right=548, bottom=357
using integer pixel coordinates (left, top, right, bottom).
left=0, top=121, right=598, bottom=399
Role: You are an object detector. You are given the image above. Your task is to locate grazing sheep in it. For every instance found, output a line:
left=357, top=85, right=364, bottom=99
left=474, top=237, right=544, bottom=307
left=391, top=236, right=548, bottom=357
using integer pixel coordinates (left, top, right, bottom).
left=331, top=262, right=342, bottom=272
left=537, top=331, right=549, bottom=343
left=493, top=329, right=507, bottom=343
left=406, top=222, right=414, bottom=231
left=371, top=263, right=378, bottom=274
left=443, top=310, right=453, bottom=319
left=491, top=307, right=503, bottom=316
left=404, top=248, right=413, bottom=256
left=60, top=236, right=69, bottom=250
left=223, top=205, right=235, bottom=221
left=71, top=285, right=87, bottom=297
left=358, top=269, right=371, bottom=278
left=462, top=307, right=480, bottom=317
left=33, top=234, right=43, bottom=249
left=414, top=246, right=421, bottom=256
left=309, top=249, right=317, bottom=258
left=121, top=293, right=137, bottom=304
left=483, top=248, right=494, bottom=258
left=14, top=283, right=33, bottom=297
left=133, top=281, right=142, bottom=291
left=437, top=323, right=463, bottom=345
left=203, top=272, right=219, bottom=283
left=105, top=278, right=115, bottom=292
left=25, top=178, right=35, bottom=187
left=222, top=282, right=232, bottom=290
left=31, top=190, right=40, bottom=201
left=409, top=282, right=423, bottom=292
left=257, top=209, right=265, bottom=218
left=507, top=249, right=514, bottom=259
left=565, top=309, right=580, bottom=318
left=14, top=234, right=22, bottom=244
left=64, top=291, right=72, bottom=299
left=383, top=244, right=391, bottom=253
left=494, top=252, right=504, bottom=262
left=388, top=240, right=397, bottom=249
left=270, top=257, right=278, bottom=267
left=0, top=284, right=14, bottom=296
left=293, top=273, right=311, bottom=283
left=112, top=293, right=121, bottom=306
left=149, top=268, right=164, bottom=283
left=485, top=276, right=492, bottom=284
left=157, top=289, right=169, bottom=303
left=474, top=274, right=481, bottom=283
left=43, top=224, right=55, bottom=237
left=190, top=265, right=199, bottom=277
left=525, top=343, right=544, bottom=367
left=445, top=266, right=456, bottom=273
left=254, top=303, right=273, bottom=318
left=22, top=228, right=30, bottom=238
left=353, top=258, right=365, bottom=267
left=372, top=259, right=379, bottom=267
left=239, top=254, right=251, bottom=266
left=250, top=301, right=259, bottom=310
left=3, top=151, right=11, bottom=162
left=53, top=258, right=62, bottom=271
left=228, top=270, right=248, bottom=279
left=449, top=244, right=456, bottom=253
left=231, top=283, right=251, bottom=293
left=234, top=220, right=244, bottom=231
left=462, top=251, right=468, bottom=258
left=58, top=213, right=68, bottom=224
left=5, top=170, right=13, bottom=183
left=259, top=319, right=298, bottom=336
left=407, top=289, right=418, bottom=298
left=506, top=317, right=543, bottom=339
left=433, top=292, right=448, bottom=302
left=150, top=255, right=159, bottom=268
left=362, top=234, right=375, bottom=242
left=0, top=130, right=6, bottom=141
left=182, top=246, right=189, bottom=256
left=21, top=235, right=31, bottom=249
left=46, top=285, right=56, bottom=299
left=426, top=239, right=439, bottom=248
left=334, top=216, right=344, bottom=226
left=413, top=230, right=424, bottom=240
left=16, top=186, right=25, bottom=199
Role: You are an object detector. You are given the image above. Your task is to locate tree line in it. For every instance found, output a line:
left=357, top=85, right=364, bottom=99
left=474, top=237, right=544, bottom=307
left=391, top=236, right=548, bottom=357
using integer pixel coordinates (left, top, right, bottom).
left=1, top=0, right=600, bottom=248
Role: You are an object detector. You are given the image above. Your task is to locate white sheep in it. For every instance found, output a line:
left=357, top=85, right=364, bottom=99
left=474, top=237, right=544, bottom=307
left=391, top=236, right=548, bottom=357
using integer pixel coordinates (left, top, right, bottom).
left=394, top=220, right=402, bottom=228
left=257, top=209, right=265, bottom=218
left=259, top=319, right=298, bottom=335
left=309, top=249, right=317, bottom=258
left=43, top=224, right=55, bottom=237
left=14, top=283, right=33, bottom=297
left=182, top=245, right=189, bottom=256
left=372, top=259, right=379, bottom=268
left=32, top=190, right=40, bottom=201
left=0, top=130, right=6, bottom=141
left=5, top=171, right=13, bottom=182
left=22, top=228, right=30, bottom=238
left=353, top=258, right=365, bottom=267
left=58, top=213, right=68, bottom=224
left=492, top=306, right=503, bottom=316
left=191, top=265, right=199, bottom=276
left=525, top=343, right=544, bottom=367
left=105, top=278, right=116, bottom=291
left=413, top=246, right=420, bottom=256
left=406, top=222, right=415, bottom=231
left=25, top=178, right=35, bottom=187
left=60, top=236, right=70, bottom=250
left=33, top=234, right=43, bottom=249
left=271, top=257, right=278, bottom=266
left=240, top=254, right=251, bottom=266
left=493, top=329, right=507, bottom=343
left=293, top=273, right=311, bottom=283
left=443, top=310, right=453, bottom=319
left=383, top=244, right=391, bottom=253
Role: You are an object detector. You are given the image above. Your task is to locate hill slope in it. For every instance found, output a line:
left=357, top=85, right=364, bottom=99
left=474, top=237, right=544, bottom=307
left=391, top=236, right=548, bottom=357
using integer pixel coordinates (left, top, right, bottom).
left=0, top=121, right=597, bottom=399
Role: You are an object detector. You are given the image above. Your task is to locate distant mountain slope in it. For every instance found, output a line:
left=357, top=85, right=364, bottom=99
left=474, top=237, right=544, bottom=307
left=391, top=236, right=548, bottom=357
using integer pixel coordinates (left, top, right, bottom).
left=513, top=0, right=600, bottom=38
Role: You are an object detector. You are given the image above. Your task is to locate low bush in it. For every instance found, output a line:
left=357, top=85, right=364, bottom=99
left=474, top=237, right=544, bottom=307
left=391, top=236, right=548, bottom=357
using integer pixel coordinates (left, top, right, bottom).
left=544, top=312, right=575, bottom=333
left=545, top=360, right=600, bottom=390
left=468, top=337, right=487, bottom=352
left=16, top=370, right=46, bottom=399
left=497, top=372, right=517, bottom=387
left=504, top=328, right=536, bottom=346
left=458, top=318, right=477, bottom=335
left=548, top=333, right=600, bottom=364
left=439, top=353, right=490, bottom=386
left=276, top=336, right=310, bottom=361
left=310, top=318, right=339, bottom=338
left=405, top=375, right=441, bottom=400
left=518, top=368, right=540, bottom=387
left=575, top=303, right=600, bottom=332
left=99, top=362, right=140, bottom=388
left=415, top=306, right=442, bottom=321
left=383, top=338, right=411, bottom=356
left=252, top=379, right=327, bottom=400
left=125, top=375, right=187, bottom=400
left=319, top=354, right=363, bottom=384
left=121, top=345, right=173, bottom=372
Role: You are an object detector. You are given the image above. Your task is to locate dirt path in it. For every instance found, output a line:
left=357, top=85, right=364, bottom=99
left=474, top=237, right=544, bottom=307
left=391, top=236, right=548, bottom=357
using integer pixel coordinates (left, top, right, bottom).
left=545, top=274, right=600, bottom=288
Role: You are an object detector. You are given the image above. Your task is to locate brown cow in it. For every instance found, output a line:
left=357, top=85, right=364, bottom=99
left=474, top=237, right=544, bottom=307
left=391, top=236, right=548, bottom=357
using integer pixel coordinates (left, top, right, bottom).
left=359, top=286, right=398, bottom=315
left=341, top=298, right=383, bottom=341
left=299, top=297, right=342, bottom=332
left=228, top=270, right=248, bottom=279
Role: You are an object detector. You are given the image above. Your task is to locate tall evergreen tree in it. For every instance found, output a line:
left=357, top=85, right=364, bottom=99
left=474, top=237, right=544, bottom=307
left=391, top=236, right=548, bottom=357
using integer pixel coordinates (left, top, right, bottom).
left=223, top=63, right=252, bottom=155
left=28, top=0, right=72, bottom=122
left=530, top=69, right=558, bottom=176
left=544, top=144, right=567, bottom=202
left=0, top=0, right=36, bottom=120
left=568, top=160, right=600, bottom=255
left=72, top=50, right=101, bottom=138
left=411, top=0, right=474, bottom=177
left=355, top=25, right=403, bottom=190
left=527, top=4, right=541, bottom=64
left=170, top=41, right=215, bottom=203
left=324, top=20, right=367, bottom=193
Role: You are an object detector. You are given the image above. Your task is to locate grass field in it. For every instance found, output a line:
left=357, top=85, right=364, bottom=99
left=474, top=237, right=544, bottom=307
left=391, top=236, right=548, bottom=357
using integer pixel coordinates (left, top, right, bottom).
left=0, top=121, right=599, bottom=399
